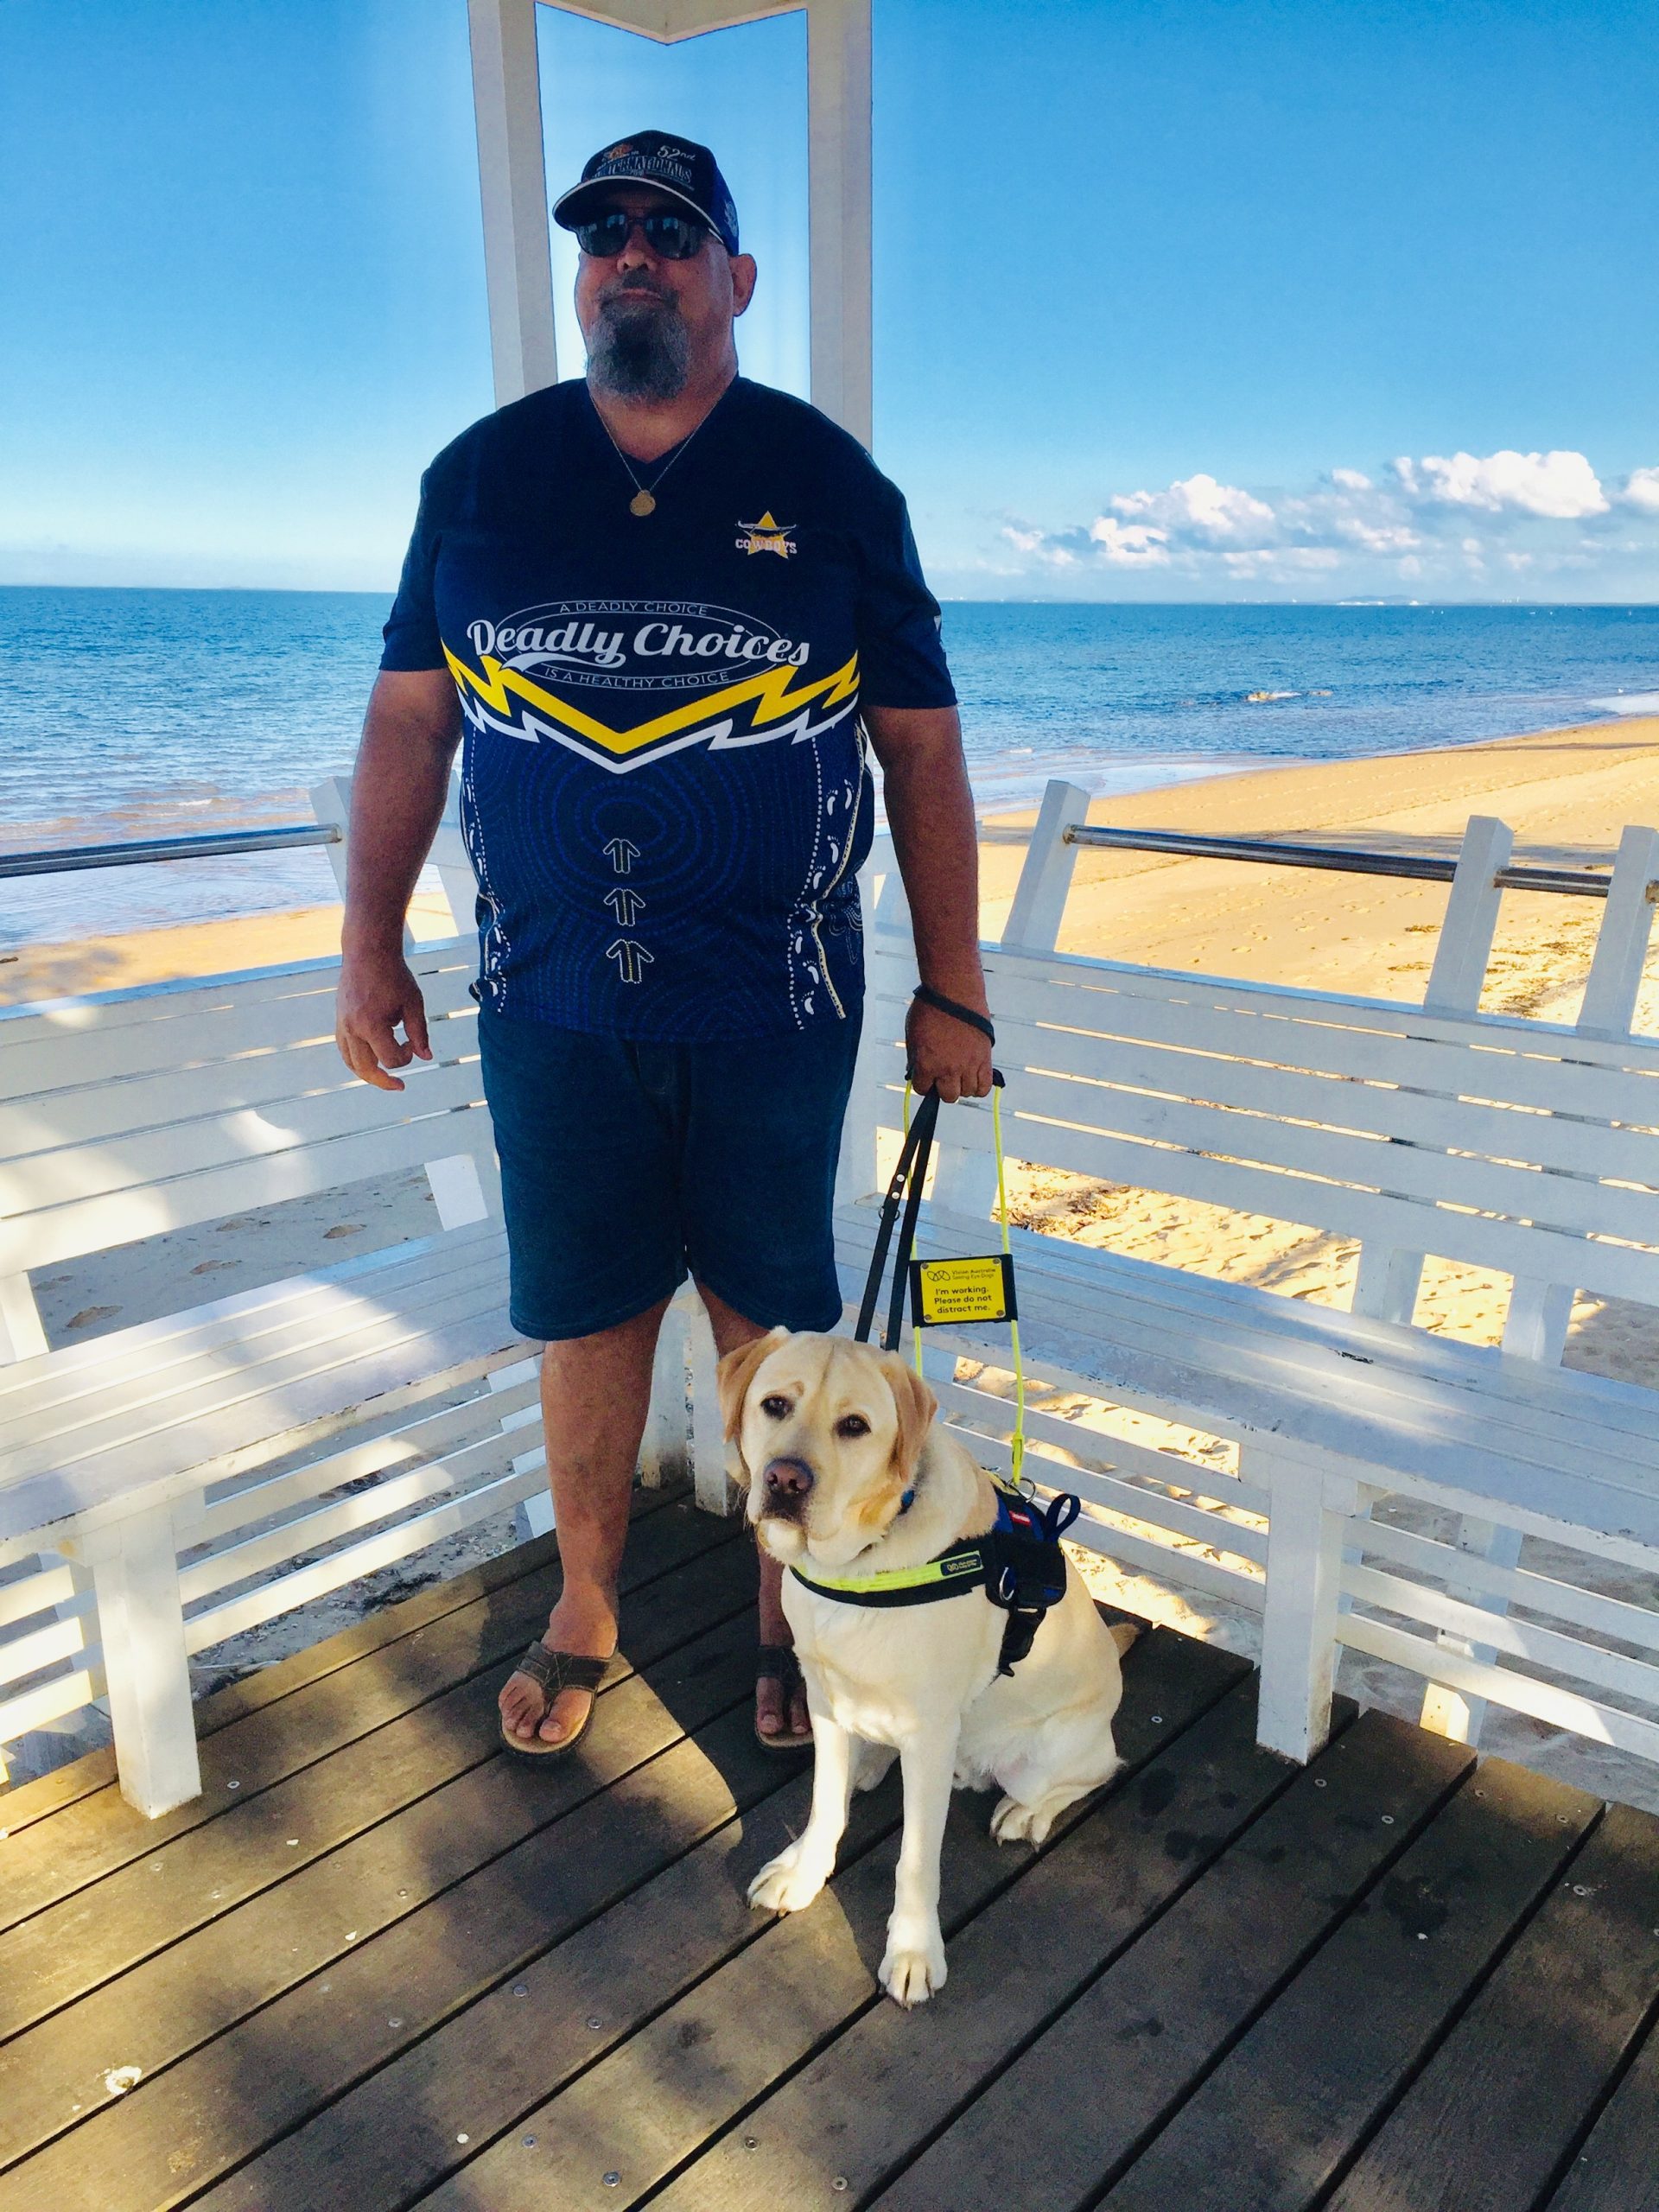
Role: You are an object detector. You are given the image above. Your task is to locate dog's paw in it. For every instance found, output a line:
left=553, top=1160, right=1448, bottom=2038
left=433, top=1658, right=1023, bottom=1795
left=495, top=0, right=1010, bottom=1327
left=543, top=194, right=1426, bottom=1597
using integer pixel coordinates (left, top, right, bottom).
left=880, top=1924, right=948, bottom=2007
left=990, top=1792, right=1054, bottom=1847
left=851, top=1740, right=898, bottom=1796
left=747, top=1843, right=829, bottom=1915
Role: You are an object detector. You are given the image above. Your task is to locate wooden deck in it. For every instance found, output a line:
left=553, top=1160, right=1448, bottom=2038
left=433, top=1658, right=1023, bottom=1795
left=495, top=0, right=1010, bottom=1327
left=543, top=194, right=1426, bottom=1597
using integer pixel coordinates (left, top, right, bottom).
left=2, top=1480, right=1656, bottom=2212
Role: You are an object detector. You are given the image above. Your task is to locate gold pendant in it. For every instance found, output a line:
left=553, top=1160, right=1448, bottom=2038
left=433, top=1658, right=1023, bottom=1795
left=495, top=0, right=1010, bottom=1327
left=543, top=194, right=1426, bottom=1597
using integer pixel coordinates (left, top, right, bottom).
left=629, top=488, right=657, bottom=517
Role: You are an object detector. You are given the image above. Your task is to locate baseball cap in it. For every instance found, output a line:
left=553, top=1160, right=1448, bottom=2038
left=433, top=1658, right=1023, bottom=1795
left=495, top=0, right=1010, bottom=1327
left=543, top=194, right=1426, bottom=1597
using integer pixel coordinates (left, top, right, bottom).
left=552, top=130, right=740, bottom=255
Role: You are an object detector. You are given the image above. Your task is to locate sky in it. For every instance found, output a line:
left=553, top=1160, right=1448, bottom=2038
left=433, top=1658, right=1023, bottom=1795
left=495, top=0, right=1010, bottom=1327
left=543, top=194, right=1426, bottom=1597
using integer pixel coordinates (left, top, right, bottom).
left=1, top=0, right=1656, bottom=602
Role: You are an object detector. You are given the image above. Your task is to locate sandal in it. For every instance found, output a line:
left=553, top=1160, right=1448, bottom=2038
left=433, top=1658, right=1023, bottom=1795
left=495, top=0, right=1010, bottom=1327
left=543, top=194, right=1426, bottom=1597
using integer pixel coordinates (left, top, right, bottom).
left=755, top=1643, right=814, bottom=1754
left=499, top=1641, right=611, bottom=1763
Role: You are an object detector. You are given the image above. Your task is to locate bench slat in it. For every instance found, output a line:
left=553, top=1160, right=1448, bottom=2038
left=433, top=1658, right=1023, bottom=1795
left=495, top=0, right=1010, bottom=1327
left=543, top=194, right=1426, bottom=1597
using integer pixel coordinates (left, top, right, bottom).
left=0, top=1101, right=498, bottom=1275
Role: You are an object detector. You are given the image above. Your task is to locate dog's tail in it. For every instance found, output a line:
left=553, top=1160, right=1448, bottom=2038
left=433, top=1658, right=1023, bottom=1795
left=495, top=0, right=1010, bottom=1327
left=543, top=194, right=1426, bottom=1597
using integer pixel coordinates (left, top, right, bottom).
left=1108, top=1619, right=1144, bottom=1660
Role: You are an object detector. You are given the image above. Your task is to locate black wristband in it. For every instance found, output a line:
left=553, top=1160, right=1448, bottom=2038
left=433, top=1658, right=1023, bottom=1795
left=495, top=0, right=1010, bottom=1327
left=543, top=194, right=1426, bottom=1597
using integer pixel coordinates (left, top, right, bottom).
left=912, top=982, right=995, bottom=1044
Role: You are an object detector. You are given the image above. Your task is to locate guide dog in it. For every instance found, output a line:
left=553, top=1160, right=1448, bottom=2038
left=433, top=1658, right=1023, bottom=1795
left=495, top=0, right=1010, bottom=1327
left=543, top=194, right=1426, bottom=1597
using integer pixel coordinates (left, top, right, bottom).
left=721, top=1328, right=1135, bottom=2007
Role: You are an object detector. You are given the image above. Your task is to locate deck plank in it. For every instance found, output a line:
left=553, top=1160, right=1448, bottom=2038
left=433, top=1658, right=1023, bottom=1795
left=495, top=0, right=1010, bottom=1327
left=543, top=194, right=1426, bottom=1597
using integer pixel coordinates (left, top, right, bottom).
left=1543, top=2011, right=1659, bottom=2212
left=1096, top=1756, right=1605, bottom=2212
left=871, top=1707, right=1473, bottom=2212
left=0, top=1530, right=756, bottom=2173
left=177, top=1753, right=902, bottom=2212
left=0, top=1617, right=776, bottom=2212
left=1325, top=1800, right=1659, bottom=2212
left=414, top=1623, right=1245, bottom=2212
left=0, top=1488, right=725, bottom=1937
left=644, top=1637, right=1266, bottom=2212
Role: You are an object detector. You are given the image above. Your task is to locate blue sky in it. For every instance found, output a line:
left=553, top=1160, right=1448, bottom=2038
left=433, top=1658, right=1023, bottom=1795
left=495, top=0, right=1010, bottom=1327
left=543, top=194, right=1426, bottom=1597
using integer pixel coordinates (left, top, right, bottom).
left=2, top=0, right=1656, bottom=601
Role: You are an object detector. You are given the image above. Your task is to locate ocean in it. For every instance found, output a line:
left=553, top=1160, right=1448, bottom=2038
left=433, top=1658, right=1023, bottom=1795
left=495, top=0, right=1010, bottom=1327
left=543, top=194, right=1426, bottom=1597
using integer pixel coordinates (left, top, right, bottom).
left=1, top=587, right=1655, bottom=945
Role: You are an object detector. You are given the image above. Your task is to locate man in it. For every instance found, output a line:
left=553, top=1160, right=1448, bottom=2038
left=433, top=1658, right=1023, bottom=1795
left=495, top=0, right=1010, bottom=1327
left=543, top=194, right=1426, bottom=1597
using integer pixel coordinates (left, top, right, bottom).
left=335, top=130, right=990, bottom=1758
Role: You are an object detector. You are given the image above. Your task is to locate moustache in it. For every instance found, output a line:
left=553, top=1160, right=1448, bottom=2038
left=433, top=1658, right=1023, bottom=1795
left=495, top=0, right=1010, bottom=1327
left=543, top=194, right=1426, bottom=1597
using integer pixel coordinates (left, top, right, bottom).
left=597, top=278, right=679, bottom=313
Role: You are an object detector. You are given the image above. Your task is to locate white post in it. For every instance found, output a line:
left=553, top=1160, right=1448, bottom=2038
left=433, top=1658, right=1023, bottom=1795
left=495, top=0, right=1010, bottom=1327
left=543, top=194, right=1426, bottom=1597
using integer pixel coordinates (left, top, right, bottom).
left=806, top=0, right=873, bottom=447
left=1257, top=1463, right=1366, bottom=1764
left=1001, top=779, right=1089, bottom=955
left=641, top=1291, right=693, bottom=1489
left=1425, top=824, right=1659, bottom=1745
left=687, top=1299, right=731, bottom=1514
left=1350, top=814, right=1514, bottom=1323
left=309, top=775, right=354, bottom=905
left=468, top=0, right=558, bottom=408
left=0, top=1273, right=48, bottom=1364
left=72, top=1503, right=201, bottom=1818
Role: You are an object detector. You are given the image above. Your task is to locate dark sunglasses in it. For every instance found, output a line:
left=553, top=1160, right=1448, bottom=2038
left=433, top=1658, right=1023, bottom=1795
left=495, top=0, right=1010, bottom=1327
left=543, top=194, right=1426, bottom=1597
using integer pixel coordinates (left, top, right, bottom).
left=574, top=207, right=709, bottom=261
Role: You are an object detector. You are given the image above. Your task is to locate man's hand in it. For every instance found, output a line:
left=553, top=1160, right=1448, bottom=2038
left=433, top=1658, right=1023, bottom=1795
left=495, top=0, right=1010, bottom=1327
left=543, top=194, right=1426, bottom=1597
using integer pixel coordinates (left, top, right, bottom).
left=336, top=942, right=433, bottom=1092
left=906, top=995, right=994, bottom=1104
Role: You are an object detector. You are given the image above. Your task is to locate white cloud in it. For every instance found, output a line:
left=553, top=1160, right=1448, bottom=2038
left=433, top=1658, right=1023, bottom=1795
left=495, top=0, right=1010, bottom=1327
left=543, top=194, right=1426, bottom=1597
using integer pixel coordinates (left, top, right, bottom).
left=1394, top=448, right=1607, bottom=519
left=1086, top=516, right=1172, bottom=565
left=994, top=442, right=1657, bottom=593
left=1109, top=473, right=1274, bottom=542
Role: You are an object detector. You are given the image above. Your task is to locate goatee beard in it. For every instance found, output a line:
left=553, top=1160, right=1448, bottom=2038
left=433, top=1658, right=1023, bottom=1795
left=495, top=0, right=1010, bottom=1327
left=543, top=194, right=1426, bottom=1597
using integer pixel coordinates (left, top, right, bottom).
left=588, top=299, right=691, bottom=404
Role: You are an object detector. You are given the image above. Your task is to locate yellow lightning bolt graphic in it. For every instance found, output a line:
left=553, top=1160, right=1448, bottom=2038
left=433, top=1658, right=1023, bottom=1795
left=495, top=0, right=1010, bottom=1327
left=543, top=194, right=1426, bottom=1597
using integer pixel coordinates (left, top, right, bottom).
left=444, top=646, right=860, bottom=759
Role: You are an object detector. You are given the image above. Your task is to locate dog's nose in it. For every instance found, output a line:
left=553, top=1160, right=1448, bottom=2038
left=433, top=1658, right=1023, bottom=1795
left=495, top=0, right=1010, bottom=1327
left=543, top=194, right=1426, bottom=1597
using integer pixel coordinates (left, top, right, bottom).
left=764, top=1456, right=815, bottom=1498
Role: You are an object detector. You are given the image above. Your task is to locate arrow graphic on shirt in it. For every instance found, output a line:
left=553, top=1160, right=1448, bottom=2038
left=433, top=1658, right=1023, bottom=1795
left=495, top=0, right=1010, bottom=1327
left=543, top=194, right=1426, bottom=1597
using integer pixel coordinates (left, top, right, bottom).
left=603, top=837, right=640, bottom=874
left=606, top=939, right=654, bottom=984
left=604, top=886, right=646, bottom=925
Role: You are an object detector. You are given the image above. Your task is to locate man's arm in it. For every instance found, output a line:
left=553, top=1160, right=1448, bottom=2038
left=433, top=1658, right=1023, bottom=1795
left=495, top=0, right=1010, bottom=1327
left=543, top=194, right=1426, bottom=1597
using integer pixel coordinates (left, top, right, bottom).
left=335, top=669, right=462, bottom=1092
left=861, top=703, right=992, bottom=1104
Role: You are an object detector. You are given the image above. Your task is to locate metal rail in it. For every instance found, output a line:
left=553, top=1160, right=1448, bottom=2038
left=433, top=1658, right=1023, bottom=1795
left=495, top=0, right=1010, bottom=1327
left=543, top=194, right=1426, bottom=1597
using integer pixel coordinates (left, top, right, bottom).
left=1062, top=823, right=1623, bottom=899
left=0, top=823, right=341, bottom=881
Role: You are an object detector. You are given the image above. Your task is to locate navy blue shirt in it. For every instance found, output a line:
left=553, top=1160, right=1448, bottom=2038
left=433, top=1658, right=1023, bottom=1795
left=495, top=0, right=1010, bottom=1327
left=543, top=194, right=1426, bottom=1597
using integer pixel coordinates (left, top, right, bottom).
left=382, top=376, right=956, bottom=1041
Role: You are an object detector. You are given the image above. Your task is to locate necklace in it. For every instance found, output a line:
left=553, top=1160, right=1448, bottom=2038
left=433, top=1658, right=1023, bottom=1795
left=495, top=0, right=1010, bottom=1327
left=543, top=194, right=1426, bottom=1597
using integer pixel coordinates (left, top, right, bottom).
left=593, top=391, right=721, bottom=517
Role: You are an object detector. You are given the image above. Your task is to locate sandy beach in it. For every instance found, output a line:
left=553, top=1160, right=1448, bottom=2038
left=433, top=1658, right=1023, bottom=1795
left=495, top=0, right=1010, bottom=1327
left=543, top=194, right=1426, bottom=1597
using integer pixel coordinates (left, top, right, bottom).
left=7, top=711, right=1659, bottom=1803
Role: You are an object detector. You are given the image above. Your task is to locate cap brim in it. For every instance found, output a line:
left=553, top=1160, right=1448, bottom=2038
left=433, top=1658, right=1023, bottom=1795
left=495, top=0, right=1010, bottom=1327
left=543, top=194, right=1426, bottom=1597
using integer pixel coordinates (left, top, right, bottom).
left=552, top=177, right=720, bottom=238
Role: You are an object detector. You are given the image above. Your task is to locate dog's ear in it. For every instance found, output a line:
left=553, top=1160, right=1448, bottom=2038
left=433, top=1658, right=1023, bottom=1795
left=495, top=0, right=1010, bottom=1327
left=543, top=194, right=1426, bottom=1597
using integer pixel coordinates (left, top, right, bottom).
left=880, top=1354, right=938, bottom=1488
left=716, top=1327, right=790, bottom=1446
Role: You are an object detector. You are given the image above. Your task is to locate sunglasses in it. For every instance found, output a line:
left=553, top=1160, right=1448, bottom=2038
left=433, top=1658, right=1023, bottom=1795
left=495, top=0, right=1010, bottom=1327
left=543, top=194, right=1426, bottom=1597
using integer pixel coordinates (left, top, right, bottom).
left=574, top=208, right=709, bottom=261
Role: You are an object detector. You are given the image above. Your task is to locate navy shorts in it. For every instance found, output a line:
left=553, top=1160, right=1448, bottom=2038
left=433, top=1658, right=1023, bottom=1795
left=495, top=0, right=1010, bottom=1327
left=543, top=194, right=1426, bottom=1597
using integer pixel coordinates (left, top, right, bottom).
left=476, top=1005, right=861, bottom=1342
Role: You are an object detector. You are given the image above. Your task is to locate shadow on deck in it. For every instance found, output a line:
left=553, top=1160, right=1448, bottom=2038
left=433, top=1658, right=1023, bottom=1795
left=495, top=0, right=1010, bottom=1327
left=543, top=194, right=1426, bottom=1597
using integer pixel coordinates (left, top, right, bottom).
left=0, top=1481, right=1655, bottom=2212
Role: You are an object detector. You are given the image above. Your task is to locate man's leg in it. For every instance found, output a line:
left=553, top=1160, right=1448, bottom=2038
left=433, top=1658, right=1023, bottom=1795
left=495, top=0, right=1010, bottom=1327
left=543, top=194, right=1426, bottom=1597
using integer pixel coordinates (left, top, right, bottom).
left=499, top=1295, right=669, bottom=1748
left=698, top=1282, right=811, bottom=1746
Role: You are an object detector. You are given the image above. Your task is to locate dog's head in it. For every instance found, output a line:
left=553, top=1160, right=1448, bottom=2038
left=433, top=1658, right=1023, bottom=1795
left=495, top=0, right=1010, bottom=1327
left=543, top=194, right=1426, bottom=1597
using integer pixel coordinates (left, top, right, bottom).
left=717, top=1329, right=938, bottom=1571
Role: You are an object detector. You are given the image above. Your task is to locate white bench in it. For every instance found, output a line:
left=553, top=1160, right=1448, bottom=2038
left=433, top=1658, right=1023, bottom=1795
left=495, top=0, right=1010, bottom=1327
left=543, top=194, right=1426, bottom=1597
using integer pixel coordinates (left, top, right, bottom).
left=836, top=790, right=1659, bottom=1776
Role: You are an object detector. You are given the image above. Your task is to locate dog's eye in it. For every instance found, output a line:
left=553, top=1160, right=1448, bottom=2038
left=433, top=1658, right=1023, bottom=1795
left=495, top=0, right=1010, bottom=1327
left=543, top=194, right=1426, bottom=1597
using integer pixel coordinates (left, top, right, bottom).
left=835, top=1414, right=871, bottom=1439
left=760, top=1395, right=791, bottom=1420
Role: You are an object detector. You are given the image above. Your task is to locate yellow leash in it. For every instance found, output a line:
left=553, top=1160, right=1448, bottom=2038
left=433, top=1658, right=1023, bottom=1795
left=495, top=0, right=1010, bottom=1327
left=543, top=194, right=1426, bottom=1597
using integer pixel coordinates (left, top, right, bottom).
left=901, top=1075, right=1027, bottom=1489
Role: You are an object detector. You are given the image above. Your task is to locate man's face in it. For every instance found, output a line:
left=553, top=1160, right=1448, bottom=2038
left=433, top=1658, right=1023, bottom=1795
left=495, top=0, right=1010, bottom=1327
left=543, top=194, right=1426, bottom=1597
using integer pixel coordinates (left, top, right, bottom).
left=575, top=186, right=757, bottom=403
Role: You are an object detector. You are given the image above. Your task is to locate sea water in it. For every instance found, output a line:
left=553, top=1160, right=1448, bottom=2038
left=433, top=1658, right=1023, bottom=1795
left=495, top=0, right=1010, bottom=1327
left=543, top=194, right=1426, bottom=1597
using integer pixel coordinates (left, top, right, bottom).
left=0, top=588, right=1654, bottom=945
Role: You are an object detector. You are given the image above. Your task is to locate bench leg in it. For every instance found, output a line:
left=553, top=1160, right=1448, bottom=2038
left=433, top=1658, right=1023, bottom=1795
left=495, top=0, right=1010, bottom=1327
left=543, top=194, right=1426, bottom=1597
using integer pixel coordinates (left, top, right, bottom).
left=686, top=1300, right=733, bottom=1516
left=641, top=1294, right=692, bottom=1490
left=1258, top=1462, right=1357, bottom=1764
left=76, top=1504, right=201, bottom=1818
left=0, top=1272, right=48, bottom=1363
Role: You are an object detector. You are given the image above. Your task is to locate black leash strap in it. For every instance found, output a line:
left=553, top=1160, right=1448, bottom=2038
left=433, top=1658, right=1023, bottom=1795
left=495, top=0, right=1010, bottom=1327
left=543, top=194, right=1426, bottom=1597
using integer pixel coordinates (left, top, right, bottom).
left=854, top=1087, right=941, bottom=1351
left=912, top=983, right=995, bottom=1043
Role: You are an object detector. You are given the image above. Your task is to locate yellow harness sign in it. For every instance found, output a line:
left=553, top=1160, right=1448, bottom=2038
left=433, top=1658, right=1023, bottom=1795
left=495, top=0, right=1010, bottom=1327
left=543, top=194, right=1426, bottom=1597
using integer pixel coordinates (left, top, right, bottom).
left=908, top=1253, right=1018, bottom=1328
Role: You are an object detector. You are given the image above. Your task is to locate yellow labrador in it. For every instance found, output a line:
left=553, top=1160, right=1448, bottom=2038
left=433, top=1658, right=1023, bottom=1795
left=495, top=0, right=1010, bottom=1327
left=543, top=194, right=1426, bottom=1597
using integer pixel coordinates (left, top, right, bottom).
left=721, top=1327, right=1133, bottom=2007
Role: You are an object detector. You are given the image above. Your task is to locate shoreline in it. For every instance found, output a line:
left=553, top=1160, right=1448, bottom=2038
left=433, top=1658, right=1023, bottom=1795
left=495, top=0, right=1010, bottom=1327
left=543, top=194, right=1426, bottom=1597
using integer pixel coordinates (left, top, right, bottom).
left=5, top=709, right=1656, bottom=1009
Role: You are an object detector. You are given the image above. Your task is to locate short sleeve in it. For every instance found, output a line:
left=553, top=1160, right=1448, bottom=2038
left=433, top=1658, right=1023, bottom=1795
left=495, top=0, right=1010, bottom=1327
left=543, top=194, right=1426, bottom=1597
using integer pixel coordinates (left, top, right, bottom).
left=854, top=483, right=957, bottom=710
left=378, top=469, right=446, bottom=672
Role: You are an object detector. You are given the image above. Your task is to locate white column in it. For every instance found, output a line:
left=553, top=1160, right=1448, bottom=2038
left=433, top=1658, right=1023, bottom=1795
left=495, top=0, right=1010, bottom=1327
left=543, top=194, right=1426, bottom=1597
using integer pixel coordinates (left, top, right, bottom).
left=469, top=0, right=559, bottom=408
left=807, top=0, right=873, bottom=447
left=1350, top=814, right=1514, bottom=1324
left=1002, top=779, right=1090, bottom=954
left=1258, top=1463, right=1368, bottom=1764
left=73, top=1503, right=202, bottom=1818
